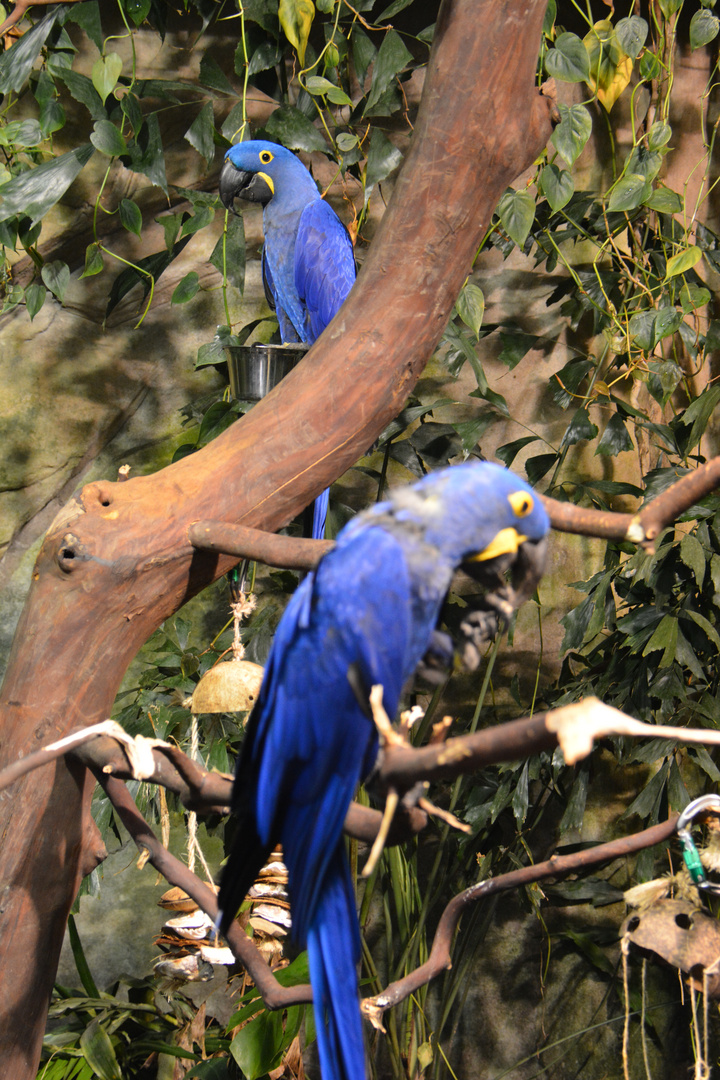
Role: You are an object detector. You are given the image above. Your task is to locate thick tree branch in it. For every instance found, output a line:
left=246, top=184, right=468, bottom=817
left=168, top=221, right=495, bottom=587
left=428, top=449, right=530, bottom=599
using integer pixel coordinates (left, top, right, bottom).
left=188, top=456, right=720, bottom=569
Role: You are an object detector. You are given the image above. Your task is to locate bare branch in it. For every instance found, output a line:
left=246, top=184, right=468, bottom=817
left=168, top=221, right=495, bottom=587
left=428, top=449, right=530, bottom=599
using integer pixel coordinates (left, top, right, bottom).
left=188, top=521, right=334, bottom=570
left=363, top=816, right=679, bottom=1020
left=542, top=456, right=720, bottom=550
left=98, top=773, right=679, bottom=1020
left=97, top=772, right=313, bottom=1009
left=189, top=456, right=720, bottom=571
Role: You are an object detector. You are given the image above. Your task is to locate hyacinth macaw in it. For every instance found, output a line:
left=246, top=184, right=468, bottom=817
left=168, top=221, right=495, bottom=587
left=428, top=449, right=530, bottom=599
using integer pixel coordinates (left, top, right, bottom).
left=219, top=139, right=356, bottom=540
left=217, top=462, right=550, bottom=1080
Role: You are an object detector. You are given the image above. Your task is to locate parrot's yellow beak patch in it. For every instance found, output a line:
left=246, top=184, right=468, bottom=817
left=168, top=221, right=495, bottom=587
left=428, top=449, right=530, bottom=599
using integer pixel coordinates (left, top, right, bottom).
left=471, top=527, right=527, bottom=562
left=258, top=171, right=274, bottom=194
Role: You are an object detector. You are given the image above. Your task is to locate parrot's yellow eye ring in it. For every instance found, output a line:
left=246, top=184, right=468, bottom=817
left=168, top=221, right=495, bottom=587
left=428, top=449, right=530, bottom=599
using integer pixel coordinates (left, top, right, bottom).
left=259, top=150, right=274, bottom=164
left=508, top=491, right=534, bottom=518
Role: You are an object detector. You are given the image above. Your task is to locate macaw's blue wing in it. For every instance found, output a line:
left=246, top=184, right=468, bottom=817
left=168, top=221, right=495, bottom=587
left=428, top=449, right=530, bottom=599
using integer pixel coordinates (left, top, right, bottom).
left=295, top=199, right=356, bottom=344
left=218, top=528, right=418, bottom=1080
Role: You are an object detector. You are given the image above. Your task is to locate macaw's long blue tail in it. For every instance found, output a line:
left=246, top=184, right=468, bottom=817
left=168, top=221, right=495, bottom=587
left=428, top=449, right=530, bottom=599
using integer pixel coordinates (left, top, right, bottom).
left=306, top=848, right=366, bottom=1080
left=312, top=488, right=330, bottom=541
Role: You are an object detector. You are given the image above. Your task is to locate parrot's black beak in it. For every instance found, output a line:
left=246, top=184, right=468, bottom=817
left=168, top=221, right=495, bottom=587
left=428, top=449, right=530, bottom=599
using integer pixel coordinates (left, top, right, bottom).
left=509, top=534, right=548, bottom=606
left=455, top=534, right=548, bottom=670
left=219, top=159, right=273, bottom=211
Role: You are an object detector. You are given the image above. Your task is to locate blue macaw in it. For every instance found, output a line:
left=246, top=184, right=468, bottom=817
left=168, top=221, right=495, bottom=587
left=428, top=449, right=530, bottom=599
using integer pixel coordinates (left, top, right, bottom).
left=217, top=462, right=550, bottom=1080
left=219, top=139, right=356, bottom=540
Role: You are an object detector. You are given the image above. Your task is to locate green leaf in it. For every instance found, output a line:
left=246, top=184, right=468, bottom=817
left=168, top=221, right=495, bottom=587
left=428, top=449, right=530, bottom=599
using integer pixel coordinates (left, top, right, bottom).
left=79, top=1018, right=122, bottom=1080
left=659, top=0, right=683, bottom=15
left=0, top=143, right=94, bottom=225
left=624, top=759, right=669, bottom=821
left=126, top=0, right=152, bottom=26
left=495, top=435, right=539, bottom=468
left=497, top=329, right=538, bottom=369
left=119, top=198, right=143, bottom=238
left=560, top=766, right=589, bottom=833
left=607, top=173, right=651, bottom=212
left=199, top=53, right=235, bottom=94
left=544, top=31, right=590, bottom=82
left=525, top=452, right=557, bottom=485
left=90, top=118, right=127, bottom=156
left=279, top=0, right=315, bottom=65
left=684, top=608, right=720, bottom=650
left=172, top=271, right=200, bottom=304
left=91, top=52, right=123, bottom=104
left=39, top=99, right=65, bottom=135
left=180, top=204, right=214, bottom=238
left=644, top=186, right=683, bottom=214
left=512, top=760, right=530, bottom=825
left=81, top=242, right=104, bottom=278
left=365, top=28, right=412, bottom=113
left=455, top=281, right=484, bottom=338
left=596, top=412, right=633, bottom=455
left=336, top=132, right=358, bottom=152
left=647, top=360, right=682, bottom=405
left=66, top=1, right=104, bottom=52
left=352, top=27, right=377, bottom=85
left=305, top=75, right=352, bottom=105
left=453, top=413, right=497, bottom=454
left=265, top=105, right=327, bottom=153
left=677, top=384, right=720, bottom=453
left=690, top=8, right=720, bottom=48
left=639, top=50, right=661, bottom=80
left=552, top=103, right=592, bottom=165
left=230, top=1009, right=284, bottom=1080
left=0, top=7, right=64, bottom=94
left=643, top=614, right=678, bottom=668
left=496, top=189, right=534, bottom=248
left=647, top=121, right=672, bottom=150
left=41, top=260, right=70, bottom=303
left=364, top=127, right=402, bottom=206
left=55, top=68, right=105, bottom=121
left=539, top=163, right=574, bottom=211
left=0, top=119, right=43, bottom=148
left=680, top=283, right=710, bottom=313
left=551, top=357, right=594, bottom=408
left=185, top=101, right=215, bottom=163
left=615, top=15, right=648, bottom=58
left=25, top=282, right=46, bottom=320
left=561, top=406, right=598, bottom=447
left=679, top=533, right=707, bottom=589
left=625, top=144, right=662, bottom=182
left=664, top=245, right=703, bottom=279
left=124, top=112, right=167, bottom=193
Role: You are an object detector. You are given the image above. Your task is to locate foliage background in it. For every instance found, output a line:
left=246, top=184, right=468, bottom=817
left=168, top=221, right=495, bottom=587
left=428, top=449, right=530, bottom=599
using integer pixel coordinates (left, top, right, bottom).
left=0, top=0, right=718, bottom=1077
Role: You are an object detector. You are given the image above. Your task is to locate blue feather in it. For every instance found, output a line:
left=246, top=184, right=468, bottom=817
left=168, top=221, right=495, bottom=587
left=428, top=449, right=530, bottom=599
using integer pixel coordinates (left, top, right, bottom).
left=218, top=462, right=550, bottom=1080
left=220, top=141, right=356, bottom=538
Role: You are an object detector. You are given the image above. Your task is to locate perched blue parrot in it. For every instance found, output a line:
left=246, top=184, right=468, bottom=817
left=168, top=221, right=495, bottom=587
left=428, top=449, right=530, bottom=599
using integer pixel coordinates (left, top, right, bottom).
left=219, top=139, right=356, bottom=540
left=217, top=462, right=550, bottom=1080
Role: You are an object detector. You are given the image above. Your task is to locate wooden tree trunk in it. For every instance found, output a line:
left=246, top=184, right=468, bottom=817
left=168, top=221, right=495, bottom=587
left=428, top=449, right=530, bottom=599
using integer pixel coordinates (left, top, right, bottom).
left=0, top=1, right=553, bottom=1072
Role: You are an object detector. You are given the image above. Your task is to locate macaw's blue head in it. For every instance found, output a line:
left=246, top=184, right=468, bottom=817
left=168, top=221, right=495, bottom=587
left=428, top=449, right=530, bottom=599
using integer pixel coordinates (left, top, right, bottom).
left=370, top=461, right=551, bottom=608
left=219, top=139, right=319, bottom=212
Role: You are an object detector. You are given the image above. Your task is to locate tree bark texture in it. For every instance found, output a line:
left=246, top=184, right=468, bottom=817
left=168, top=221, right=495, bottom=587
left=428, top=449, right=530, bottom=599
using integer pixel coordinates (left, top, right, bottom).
left=0, top=1, right=554, bottom=1072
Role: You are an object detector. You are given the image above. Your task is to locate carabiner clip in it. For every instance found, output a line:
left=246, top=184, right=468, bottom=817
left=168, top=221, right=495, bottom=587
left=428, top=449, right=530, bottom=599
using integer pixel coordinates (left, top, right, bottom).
left=676, top=794, right=720, bottom=894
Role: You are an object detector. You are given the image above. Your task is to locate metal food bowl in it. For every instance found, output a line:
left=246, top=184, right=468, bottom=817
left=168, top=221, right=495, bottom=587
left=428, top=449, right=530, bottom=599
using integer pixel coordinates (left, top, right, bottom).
left=225, top=344, right=308, bottom=401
